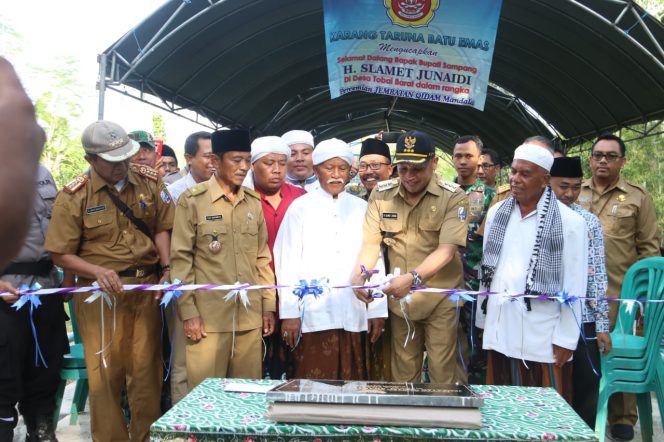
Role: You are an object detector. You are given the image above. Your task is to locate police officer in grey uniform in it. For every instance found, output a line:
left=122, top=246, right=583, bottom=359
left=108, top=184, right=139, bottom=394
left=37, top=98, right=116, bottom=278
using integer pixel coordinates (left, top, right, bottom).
left=0, top=165, right=68, bottom=442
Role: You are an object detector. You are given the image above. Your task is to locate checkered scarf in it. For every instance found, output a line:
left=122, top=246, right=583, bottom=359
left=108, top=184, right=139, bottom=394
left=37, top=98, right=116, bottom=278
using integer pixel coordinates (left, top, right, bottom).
left=481, top=186, right=564, bottom=297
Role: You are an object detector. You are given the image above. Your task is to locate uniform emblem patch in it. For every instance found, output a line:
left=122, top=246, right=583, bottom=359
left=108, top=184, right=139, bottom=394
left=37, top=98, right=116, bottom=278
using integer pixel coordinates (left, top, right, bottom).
left=457, top=206, right=466, bottom=221
left=160, top=190, right=171, bottom=204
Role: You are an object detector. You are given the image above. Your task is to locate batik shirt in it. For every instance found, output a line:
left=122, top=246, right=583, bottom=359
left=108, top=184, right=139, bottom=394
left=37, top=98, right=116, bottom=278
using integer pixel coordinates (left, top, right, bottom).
left=459, top=178, right=495, bottom=290
left=571, top=203, right=609, bottom=332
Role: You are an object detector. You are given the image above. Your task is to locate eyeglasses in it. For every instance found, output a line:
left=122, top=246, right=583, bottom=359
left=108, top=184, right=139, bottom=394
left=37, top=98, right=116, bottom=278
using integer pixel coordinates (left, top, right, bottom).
left=358, top=162, right=389, bottom=171
left=477, top=163, right=495, bottom=169
left=591, top=152, right=623, bottom=162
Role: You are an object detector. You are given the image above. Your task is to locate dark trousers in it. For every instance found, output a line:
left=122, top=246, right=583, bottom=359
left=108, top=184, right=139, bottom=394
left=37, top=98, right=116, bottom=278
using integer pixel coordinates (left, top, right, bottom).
left=0, top=296, right=68, bottom=440
left=572, top=322, right=602, bottom=428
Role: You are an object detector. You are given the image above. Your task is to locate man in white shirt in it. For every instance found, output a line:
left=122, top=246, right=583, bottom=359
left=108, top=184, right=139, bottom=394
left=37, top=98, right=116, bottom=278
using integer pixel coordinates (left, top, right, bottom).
left=274, top=138, right=387, bottom=380
left=281, top=130, right=320, bottom=191
left=477, top=144, right=587, bottom=403
left=167, top=131, right=215, bottom=203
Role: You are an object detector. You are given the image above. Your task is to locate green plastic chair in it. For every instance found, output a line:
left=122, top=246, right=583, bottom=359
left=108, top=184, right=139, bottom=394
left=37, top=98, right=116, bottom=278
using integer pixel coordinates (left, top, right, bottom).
left=53, top=299, right=89, bottom=427
left=595, top=257, right=664, bottom=442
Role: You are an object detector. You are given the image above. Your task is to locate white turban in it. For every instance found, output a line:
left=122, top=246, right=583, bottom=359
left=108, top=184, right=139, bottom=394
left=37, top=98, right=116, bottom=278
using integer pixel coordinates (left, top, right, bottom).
left=281, top=130, right=314, bottom=147
left=250, top=136, right=291, bottom=164
left=312, top=138, right=353, bottom=166
left=513, top=143, right=554, bottom=172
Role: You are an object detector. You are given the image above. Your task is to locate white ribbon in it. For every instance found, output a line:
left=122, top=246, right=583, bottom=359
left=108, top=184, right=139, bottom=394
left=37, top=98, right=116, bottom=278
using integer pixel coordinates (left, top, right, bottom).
left=223, top=282, right=252, bottom=358
left=85, top=284, right=116, bottom=369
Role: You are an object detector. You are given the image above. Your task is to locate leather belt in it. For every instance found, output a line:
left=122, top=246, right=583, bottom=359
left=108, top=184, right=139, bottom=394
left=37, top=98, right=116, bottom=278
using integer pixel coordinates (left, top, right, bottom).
left=1, top=260, right=53, bottom=276
left=118, top=264, right=159, bottom=278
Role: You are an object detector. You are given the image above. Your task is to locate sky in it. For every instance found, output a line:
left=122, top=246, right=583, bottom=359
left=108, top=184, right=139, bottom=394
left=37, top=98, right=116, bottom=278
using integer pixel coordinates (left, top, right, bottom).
left=1, top=0, right=209, bottom=161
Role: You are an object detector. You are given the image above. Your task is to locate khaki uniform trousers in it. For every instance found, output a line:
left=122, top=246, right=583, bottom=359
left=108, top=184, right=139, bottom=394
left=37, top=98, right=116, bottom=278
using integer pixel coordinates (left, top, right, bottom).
left=186, top=327, right=262, bottom=390
left=608, top=302, right=638, bottom=426
left=74, top=276, right=162, bottom=442
left=390, top=301, right=459, bottom=384
left=164, top=308, right=188, bottom=404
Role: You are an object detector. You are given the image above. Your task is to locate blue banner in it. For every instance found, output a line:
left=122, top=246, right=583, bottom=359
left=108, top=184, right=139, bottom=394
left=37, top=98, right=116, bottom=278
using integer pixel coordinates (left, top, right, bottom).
left=323, top=0, right=503, bottom=111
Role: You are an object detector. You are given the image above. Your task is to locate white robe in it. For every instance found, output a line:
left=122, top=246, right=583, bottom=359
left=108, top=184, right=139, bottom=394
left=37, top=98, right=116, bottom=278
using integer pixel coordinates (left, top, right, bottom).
left=274, top=188, right=387, bottom=333
left=477, top=194, right=588, bottom=364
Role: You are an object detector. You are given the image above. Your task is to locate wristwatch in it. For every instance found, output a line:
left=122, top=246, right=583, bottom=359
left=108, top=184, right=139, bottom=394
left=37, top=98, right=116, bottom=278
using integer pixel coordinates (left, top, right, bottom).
left=409, top=270, right=422, bottom=287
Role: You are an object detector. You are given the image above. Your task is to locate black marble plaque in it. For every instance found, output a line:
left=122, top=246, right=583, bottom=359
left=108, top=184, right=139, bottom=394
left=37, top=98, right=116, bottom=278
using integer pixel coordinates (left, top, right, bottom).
left=266, top=380, right=483, bottom=408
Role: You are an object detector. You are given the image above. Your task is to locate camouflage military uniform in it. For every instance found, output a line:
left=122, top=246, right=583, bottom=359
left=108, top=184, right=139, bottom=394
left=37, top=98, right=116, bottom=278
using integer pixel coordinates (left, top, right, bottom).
left=459, top=178, right=495, bottom=291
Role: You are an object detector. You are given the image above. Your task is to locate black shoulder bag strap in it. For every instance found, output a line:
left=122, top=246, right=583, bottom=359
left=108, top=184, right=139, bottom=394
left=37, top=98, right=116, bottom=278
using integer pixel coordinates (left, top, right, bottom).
left=101, top=187, right=153, bottom=239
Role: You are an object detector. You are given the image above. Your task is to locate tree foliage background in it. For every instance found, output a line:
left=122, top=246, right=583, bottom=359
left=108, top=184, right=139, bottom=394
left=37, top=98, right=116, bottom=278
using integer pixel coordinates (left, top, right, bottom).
left=1, top=19, right=87, bottom=188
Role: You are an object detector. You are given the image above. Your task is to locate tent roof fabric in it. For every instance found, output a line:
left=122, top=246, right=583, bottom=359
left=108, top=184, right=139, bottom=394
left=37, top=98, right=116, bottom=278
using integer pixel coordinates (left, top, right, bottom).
left=102, top=0, right=664, bottom=159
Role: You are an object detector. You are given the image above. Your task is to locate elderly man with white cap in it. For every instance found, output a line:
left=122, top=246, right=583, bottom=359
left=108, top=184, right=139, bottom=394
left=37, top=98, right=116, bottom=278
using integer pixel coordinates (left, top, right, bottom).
left=477, top=143, right=588, bottom=404
left=273, top=138, right=387, bottom=380
left=281, top=129, right=319, bottom=191
left=245, top=136, right=306, bottom=379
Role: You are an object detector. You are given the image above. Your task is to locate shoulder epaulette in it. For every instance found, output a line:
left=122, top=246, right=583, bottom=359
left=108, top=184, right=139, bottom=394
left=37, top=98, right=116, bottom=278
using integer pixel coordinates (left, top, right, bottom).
left=496, top=183, right=511, bottom=194
left=186, top=183, right=208, bottom=197
left=438, top=179, right=460, bottom=193
left=130, top=163, right=159, bottom=182
left=624, top=180, right=647, bottom=193
left=243, top=187, right=260, bottom=199
left=63, top=175, right=88, bottom=194
left=376, top=178, right=400, bottom=192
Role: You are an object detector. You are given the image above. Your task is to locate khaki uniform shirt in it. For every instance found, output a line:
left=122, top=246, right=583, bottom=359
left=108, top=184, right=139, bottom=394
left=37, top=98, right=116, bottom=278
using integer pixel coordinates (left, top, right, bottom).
left=44, top=164, right=175, bottom=271
left=478, top=183, right=510, bottom=237
left=578, top=177, right=660, bottom=298
left=364, top=176, right=469, bottom=321
left=171, top=176, right=276, bottom=333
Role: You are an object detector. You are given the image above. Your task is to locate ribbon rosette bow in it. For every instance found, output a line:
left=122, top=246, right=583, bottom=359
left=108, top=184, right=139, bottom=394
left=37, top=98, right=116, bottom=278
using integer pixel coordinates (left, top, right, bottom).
left=161, top=279, right=184, bottom=307
left=359, top=265, right=384, bottom=299
left=292, top=278, right=329, bottom=300
left=85, top=282, right=114, bottom=308
left=554, top=291, right=578, bottom=306
left=449, top=290, right=475, bottom=304
left=13, top=283, right=48, bottom=367
left=12, top=282, right=42, bottom=311
left=223, top=282, right=251, bottom=310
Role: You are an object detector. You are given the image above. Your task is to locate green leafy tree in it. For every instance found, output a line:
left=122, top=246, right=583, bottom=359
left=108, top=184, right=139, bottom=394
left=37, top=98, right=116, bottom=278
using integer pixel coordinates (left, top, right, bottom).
left=35, top=57, right=89, bottom=188
left=1, top=20, right=87, bottom=188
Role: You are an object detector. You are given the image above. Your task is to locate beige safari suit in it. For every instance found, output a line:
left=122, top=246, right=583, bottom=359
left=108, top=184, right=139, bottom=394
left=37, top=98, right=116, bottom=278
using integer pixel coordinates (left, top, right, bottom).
left=578, top=176, right=660, bottom=427
left=171, top=176, right=276, bottom=390
left=364, top=177, right=469, bottom=383
left=478, top=183, right=510, bottom=237
left=44, top=164, right=174, bottom=442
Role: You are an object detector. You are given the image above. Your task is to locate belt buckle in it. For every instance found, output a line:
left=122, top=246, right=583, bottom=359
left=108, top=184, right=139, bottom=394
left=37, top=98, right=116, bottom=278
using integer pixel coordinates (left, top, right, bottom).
left=136, top=269, right=145, bottom=278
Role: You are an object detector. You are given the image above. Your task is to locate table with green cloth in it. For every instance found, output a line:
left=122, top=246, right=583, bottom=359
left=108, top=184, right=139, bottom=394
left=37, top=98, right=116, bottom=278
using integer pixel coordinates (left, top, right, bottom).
left=150, top=378, right=598, bottom=441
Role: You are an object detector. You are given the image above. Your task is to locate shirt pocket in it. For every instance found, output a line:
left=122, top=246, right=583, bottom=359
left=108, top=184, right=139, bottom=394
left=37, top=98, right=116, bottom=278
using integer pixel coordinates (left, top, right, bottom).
left=132, top=197, right=157, bottom=220
left=607, top=204, right=636, bottom=237
left=83, top=211, right=115, bottom=243
left=419, top=215, right=442, bottom=232
left=36, top=184, right=57, bottom=219
left=240, top=220, right=259, bottom=254
left=198, top=223, right=227, bottom=251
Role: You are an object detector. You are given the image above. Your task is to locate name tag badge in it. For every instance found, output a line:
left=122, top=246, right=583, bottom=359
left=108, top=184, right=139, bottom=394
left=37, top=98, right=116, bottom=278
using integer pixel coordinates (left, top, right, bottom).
left=86, top=205, right=106, bottom=214
left=382, top=212, right=398, bottom=220
left=206, top=214, right=223, bottom=221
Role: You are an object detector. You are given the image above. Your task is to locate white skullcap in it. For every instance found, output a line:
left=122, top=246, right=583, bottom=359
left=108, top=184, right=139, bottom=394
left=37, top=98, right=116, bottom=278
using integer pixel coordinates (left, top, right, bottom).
left=312, top=138, right=353, bottom=166
left=281, top=130, right=314, bottom=147
left=513, top=143, right=554, bottom=172
left=250, top=136, right=291, bottom=164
